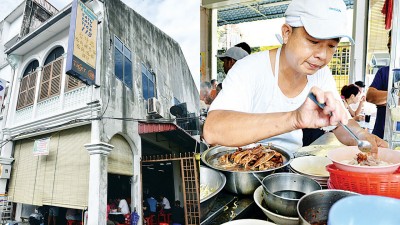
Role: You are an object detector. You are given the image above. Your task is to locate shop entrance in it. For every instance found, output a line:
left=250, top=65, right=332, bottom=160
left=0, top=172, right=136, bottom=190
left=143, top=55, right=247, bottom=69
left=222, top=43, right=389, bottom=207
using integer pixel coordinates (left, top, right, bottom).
left=142, top=153, right=200, bottom=225
left=108, top=174, right=132, bottom=211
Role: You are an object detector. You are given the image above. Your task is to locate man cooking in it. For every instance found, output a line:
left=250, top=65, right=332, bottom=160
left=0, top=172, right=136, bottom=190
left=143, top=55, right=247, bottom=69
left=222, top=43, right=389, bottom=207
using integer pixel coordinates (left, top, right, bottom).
left=203, top=0, right=387, bottom=154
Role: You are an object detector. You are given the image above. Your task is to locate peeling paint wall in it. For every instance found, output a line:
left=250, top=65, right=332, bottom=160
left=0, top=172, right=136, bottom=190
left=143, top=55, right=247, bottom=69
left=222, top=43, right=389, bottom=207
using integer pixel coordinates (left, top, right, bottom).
left=19, top=0, right=57, bottom=38
left=99, top=0, right=199, bottom=143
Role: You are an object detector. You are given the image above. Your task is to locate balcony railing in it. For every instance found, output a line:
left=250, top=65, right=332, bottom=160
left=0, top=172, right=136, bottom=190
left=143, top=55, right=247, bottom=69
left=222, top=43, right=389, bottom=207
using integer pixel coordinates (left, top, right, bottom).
left=14, top=85, right=91, bottom=126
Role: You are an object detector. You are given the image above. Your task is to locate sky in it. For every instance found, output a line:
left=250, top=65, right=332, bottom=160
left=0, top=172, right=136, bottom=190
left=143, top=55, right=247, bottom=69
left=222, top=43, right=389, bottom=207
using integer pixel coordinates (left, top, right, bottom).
left=0, top=0, right=200, bottom=90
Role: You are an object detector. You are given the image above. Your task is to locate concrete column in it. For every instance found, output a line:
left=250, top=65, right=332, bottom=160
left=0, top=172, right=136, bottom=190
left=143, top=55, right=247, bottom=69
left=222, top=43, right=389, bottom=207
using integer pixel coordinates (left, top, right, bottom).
left=85, top=142, right=113, bottom=225
left=0, top=156, right=13, bottom=195
left=0, top=129, right=14, bottom=194
left=350, top=1, right=369, bottom=83
left=31, top=66, right=43, bottom=119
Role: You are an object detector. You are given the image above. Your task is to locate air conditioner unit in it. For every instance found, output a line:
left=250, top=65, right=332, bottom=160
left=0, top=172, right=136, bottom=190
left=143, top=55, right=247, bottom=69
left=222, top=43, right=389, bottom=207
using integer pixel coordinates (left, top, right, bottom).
left=147, top=97, right=162, bottom=118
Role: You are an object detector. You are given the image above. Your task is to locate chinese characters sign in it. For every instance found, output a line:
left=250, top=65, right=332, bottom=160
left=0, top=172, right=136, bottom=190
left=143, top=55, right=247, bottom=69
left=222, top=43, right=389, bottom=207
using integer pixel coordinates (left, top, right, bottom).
left=66, top=0, right=97, bottom=85
left=33, top=137, right=51, bottom=156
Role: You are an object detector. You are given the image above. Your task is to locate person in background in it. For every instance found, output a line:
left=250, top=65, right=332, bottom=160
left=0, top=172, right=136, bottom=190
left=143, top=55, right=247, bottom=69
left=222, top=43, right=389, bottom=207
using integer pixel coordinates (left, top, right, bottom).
left=65, top=208, right=82, bottom=221
left=47, top=206, right=58, bottom=225
left=210, top=79, right=219, bottom=100
left=171, top=200, right=185, bottom=225
left=117, top=197, right=130, bottom=215
left=159, top=194, right=171, bottom=214
left=211, top=79, right=218, bottom=89
left=216, top=46, right=249, bottom=74
left=235, top=42, right=252, bottom=55
left=366, top=30, right=391, bottom=139
left=216, top=83, right=223, bottom=96
left=146, top=194, right=157, bottom=215
left=200, top=81, right=213, bottom=110
left=355, top=81, right=366, bottom=93
left=341, top=84, right=365, bottom=121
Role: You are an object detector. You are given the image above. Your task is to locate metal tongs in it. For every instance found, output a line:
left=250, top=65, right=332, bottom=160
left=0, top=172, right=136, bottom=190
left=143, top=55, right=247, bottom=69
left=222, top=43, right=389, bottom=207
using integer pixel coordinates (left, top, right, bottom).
left=308, top=92, right=372, bottom=153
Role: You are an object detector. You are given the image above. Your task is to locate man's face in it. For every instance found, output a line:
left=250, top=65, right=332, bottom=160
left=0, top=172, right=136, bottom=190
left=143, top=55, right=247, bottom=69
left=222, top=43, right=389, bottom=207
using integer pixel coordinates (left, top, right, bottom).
left=222, top=57, right=236, bottom=74
left=282, top=26, right=339, bottom=75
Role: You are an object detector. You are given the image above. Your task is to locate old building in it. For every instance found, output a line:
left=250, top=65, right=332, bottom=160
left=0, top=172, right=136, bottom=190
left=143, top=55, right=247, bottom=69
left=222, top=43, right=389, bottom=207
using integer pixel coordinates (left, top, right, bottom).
left=0, top=0, right=200, bottom=224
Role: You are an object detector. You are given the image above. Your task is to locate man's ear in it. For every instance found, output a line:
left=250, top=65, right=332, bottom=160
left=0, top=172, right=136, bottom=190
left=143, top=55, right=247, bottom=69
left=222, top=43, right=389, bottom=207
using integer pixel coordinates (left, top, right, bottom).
left=281, top=24, right=293, bottom=45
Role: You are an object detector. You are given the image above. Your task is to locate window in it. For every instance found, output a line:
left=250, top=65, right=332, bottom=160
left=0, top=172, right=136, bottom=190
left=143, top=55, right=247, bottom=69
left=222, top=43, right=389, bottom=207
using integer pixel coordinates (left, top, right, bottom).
left=39, top=47, right=64, bottom=101
left=141, top=64, right=156, bottom=100
left=17, top=60, right=39, bottom=109
left=114, top=36, right=133, bottom=89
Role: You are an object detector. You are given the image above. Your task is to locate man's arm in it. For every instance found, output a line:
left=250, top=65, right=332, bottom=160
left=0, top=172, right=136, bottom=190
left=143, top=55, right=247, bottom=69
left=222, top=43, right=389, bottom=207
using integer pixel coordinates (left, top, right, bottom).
left=204, top=110, right=297, bottom=146
left=333, top=119, right=388, bottom=154
left=366, top=87, right=387, bottom=105
left=204, top=88, right=348, bottom=146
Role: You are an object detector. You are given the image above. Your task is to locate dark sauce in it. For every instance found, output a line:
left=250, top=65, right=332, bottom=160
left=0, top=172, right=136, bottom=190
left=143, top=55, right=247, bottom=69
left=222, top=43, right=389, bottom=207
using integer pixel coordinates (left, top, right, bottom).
left=273, top=190, right=306, bottom=199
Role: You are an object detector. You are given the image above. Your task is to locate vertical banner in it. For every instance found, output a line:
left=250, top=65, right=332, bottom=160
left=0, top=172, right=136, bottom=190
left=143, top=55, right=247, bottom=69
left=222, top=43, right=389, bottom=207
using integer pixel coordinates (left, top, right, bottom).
left=66, top=0, right=98, bottom=85
left=0, top=78, right=6, bottom=107
left=33, top=137, right=51, bottom=156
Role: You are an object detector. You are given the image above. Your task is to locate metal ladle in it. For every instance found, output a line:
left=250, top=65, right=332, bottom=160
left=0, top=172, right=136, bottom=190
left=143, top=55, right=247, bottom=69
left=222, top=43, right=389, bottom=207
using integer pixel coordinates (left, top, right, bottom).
left=308, top=92, right=372, bottom=153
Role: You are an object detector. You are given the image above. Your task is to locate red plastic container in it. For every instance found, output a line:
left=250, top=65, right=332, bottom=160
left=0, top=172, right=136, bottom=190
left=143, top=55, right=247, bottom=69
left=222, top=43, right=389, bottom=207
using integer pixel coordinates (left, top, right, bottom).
left=326, top=164, right=400, bottom=199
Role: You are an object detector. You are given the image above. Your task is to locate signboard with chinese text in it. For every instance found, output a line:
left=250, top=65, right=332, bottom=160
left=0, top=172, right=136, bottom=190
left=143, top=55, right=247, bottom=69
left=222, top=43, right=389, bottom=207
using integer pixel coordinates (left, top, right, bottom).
left=66, top=0, right=97, bottom=85
left=33, top=137, right=51, bottom=156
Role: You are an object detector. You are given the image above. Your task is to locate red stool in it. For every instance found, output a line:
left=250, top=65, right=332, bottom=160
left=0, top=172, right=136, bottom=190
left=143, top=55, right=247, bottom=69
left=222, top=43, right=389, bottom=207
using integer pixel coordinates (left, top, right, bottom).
left=166, top=213, right=172, bottom=224
left=124, top=213, right=131, bottom=225
left=158, top=212, right=167, bottom=223
left=144, top=215, right=155, bottom=225
left=67, top=220, right=82, bottom=225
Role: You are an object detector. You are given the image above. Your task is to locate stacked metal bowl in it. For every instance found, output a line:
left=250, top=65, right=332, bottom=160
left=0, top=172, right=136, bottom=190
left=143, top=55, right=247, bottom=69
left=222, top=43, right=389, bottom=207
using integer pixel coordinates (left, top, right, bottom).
left=289, top=156, right=332, bottom=188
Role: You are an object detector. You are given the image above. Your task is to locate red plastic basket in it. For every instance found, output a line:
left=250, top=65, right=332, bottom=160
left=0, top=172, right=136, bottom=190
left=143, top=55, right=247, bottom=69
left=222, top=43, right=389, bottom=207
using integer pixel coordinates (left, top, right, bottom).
left=326, top=164, right=400, bottom=199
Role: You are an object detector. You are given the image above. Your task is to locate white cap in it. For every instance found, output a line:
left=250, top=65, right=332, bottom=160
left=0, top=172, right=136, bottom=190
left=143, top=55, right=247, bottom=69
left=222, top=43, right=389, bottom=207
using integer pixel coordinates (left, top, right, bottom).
left=285, top=0, right=354, bottom=44
left=216, top=47, right=249, bottom=61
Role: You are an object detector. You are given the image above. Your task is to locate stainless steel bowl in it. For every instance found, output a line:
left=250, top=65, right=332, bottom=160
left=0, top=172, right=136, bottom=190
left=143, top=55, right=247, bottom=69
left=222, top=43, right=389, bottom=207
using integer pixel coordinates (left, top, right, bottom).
left=201, top=143, right=293, bottom=195
left=262, top=173, right=321, bottom=217
left=200, top=166, right=226, bottom=220
left=297, top=189, right=360, bottom=225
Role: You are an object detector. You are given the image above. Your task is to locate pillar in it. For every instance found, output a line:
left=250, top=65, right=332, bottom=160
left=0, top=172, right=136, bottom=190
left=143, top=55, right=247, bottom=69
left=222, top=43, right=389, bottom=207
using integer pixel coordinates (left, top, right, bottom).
left=85, top=142, right=113, bottom=225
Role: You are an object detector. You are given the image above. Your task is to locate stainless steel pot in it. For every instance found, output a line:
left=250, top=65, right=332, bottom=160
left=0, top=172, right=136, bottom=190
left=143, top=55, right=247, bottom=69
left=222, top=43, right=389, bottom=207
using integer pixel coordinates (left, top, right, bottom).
left=297, top=189, right=360, bottom=225
left=262, top=173, right=321, bottom=217
left=201, top=143, right=293, bottom=195
left=200, top=166, right=226, bottom=221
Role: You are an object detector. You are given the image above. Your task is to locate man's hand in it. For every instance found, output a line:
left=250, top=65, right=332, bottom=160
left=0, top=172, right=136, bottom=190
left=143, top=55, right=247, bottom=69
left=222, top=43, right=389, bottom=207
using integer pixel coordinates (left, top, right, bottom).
left=292, top=87, right=348, bottom=130
left=358, top=132, right=388, bottom=154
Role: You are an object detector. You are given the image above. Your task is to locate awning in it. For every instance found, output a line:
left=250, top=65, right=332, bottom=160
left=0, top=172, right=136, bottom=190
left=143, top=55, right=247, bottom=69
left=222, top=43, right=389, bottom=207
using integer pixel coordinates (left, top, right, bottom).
left=138, top=122, right=203, bottom=155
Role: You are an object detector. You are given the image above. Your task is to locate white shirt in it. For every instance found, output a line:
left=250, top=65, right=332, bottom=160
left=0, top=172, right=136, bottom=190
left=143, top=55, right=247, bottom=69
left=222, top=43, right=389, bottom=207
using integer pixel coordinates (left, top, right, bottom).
left=209, top=49, right=344, bottom=153
left=162, top=197, right=171, bottom=209
left=118, top=199, right=130, bottom=215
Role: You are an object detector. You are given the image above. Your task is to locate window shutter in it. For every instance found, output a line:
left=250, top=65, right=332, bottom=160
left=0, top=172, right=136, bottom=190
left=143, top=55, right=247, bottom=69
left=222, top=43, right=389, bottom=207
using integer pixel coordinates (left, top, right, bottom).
left=26, top=72, right=37, bottom=106
left=16, top=76, right=29, bottom=109
left=39, top=58, right=62, bottom=101
left=66, top=75, right=84, bottom=92
left=50, top=58, right=62, bottom=96
left=40, top=64, right=51, bottom=100
left=16, top=72, right=37, bottom=110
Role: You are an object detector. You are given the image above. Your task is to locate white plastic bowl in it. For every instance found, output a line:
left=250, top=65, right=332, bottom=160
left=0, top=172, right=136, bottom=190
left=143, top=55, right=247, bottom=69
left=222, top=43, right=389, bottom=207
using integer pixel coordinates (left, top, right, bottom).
left=253, top=186, right=299, bottom=225
left=327, top=146, right=400, bottom=174
left=221, top=219, right=275, bottom=225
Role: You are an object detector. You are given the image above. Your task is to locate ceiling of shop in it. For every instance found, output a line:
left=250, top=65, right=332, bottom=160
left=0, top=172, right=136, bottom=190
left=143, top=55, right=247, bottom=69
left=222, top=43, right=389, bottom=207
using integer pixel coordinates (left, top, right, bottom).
left=209, top=0, right=355, bottom=26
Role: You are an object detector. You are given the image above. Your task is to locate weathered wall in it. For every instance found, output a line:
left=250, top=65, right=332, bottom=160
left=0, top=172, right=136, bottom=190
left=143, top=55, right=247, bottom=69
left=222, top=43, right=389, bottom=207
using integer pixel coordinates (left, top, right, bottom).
left=100, top=0, right=199, bottom=143
left=20, top=0, right=56, bottom=38
left=99, top=0, right=200, bottom=214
